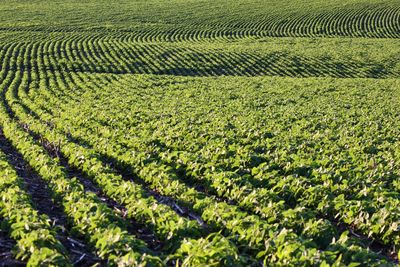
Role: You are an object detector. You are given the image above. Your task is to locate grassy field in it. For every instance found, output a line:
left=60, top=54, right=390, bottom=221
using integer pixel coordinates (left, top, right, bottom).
left=0, top=0, right=399, bottom=266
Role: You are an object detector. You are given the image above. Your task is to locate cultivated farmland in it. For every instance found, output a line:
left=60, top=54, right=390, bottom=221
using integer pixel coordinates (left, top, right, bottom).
left=0, top=0, right=399, bottom=266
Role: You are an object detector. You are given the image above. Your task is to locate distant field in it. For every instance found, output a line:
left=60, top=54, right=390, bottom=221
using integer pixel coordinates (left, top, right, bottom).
left=0, top=1, right=399, bottom=266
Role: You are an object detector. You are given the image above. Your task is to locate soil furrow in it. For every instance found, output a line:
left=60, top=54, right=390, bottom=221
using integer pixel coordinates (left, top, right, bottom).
left=0, top=130, right=103, bottom=267
left=0, top=223, right=24, bottom=267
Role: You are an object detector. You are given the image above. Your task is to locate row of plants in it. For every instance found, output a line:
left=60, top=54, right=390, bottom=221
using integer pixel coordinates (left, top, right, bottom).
left=10, top=66, right=393, bottom=265
left=0, top=47, right=164, bottom=265
left=1, top=0, right=400, bottom=39
left=0, top=148, right=71, bottom=266
left=2, top=31, right=400, bottom=80
left=0, top=42, right=252, bottom=266
left=34, top=70, right=400, bottom=250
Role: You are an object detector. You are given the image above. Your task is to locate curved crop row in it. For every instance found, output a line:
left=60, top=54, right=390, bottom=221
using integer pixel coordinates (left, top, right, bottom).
left=1, top=2, right=400, bottom=40
left=0, top=1, right=399, bottom=265
left=23, top=68, right=400, bottom=262
left=0, top=45, right=164, bottom=266
left=0, top=37, right=257, bottom=266
left=9, top=65, right=394, bottom=265
left=0, top=148, right=71, bottom=266
left=0, top=36, right=398, bottom=80
left=7, top=68, right=325, bottom=265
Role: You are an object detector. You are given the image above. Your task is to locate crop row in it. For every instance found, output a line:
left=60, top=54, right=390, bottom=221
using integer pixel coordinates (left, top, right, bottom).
left=65, top=75, right=400, bottom=247
left=0, top=62, right=163, bottom=265
left=0, top=39, right=279, bottom=265
left=0, top=35, right=399, bottom=80
left=1, top=47, right=325, bottom=265
left=0, top=1, right=399, bottom=263
left=0, top=34, right=397, bottom=265
left=0, top=141, right=71, bottom=266
left=0, top=1, right=399, bottom=39
left=22, top=64, right=400, bottom=262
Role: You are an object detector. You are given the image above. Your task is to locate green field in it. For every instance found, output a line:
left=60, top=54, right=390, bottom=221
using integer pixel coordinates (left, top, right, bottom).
left=0, top=0, right=399, bottom=266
